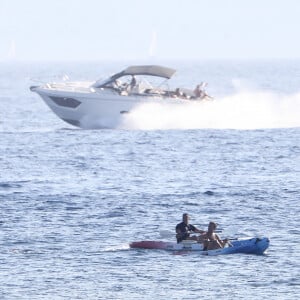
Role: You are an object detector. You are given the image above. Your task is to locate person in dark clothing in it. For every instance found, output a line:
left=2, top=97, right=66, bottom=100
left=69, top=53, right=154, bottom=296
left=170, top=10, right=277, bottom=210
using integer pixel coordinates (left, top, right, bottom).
left=175, top=213, right=205, bottom=243
left=130, top=75, right=137, bottom=88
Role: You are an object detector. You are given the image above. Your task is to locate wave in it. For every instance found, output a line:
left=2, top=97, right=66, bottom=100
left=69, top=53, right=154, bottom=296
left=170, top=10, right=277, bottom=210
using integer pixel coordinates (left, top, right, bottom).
left=120, top=91, right=300, bottom=130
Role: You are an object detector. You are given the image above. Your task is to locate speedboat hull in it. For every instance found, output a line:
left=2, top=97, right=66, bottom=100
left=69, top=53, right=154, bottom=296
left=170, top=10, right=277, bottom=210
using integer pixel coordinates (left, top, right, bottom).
left=31, top=86, right=185, bottom=129
left=129, top=237, right=269, bottom=255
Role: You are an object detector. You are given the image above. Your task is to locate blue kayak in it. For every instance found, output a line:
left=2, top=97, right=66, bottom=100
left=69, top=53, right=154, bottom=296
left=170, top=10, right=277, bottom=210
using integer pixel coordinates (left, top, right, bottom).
left=130, top=237, right=269, bottom=255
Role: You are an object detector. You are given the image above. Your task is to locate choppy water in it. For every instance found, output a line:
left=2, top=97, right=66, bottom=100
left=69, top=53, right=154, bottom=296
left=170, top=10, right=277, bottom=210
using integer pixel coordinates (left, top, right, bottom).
left=0, top=60, right=299, bottom=299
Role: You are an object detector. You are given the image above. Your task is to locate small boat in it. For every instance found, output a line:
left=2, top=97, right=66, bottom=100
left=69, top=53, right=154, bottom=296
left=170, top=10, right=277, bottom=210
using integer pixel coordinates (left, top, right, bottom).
left=30, top=65, right=212, bottom=129
left=130, top=237, right=269, bottom=255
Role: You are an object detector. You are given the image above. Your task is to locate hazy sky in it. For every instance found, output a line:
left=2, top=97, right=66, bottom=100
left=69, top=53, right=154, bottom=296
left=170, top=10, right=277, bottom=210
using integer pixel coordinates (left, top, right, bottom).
left=1, top=0, right=300, bottom=62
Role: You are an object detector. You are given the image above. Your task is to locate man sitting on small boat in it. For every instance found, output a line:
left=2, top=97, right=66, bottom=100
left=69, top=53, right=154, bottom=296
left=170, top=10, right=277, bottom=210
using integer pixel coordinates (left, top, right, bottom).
left=176, top=213, right=206, bottom=243
left=202, top=221, right=231, bottom=250
left=193, top=82, right=213, bottom=100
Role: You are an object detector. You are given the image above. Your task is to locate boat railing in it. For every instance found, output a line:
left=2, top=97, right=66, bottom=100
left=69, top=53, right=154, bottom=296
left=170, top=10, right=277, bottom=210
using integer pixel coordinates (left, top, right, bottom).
left=45, top=82, right=93, bottom=92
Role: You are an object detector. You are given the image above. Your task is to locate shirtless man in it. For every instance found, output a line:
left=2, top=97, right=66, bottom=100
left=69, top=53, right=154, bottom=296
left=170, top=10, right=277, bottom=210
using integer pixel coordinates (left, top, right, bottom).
left=202, top=221, right=230, bottom=250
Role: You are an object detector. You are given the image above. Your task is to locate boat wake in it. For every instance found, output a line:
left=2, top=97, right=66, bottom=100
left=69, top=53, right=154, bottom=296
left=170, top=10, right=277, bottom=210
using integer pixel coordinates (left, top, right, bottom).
left=120, top=91, right=300, bottom=130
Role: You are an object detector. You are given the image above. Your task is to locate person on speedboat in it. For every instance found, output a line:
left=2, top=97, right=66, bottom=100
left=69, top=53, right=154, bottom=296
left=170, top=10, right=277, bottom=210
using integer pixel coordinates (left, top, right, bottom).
left=202, top=221, right=231, bottom=250
left=193, top=82, right=213, bottom=100
left=130, top=75, right=137, bottom=89
left=193, top=82, right=208, bottom=99
left=125, top=75, right=137, bottom=93
left=176, top=213, right=206, bottom=243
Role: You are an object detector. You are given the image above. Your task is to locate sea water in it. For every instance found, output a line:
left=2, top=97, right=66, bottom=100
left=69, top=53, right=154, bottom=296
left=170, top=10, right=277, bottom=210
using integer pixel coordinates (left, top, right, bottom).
left=0, top=60, right=299, bottom=299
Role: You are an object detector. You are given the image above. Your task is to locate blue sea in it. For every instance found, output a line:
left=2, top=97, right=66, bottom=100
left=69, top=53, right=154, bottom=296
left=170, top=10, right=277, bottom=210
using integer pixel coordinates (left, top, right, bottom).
left=0, top=60, right=299, bottom=299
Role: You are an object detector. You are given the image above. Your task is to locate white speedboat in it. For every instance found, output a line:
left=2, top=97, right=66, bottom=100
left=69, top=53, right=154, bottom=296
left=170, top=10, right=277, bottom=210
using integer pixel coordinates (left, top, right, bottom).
left=30, top=65, right=211, bottom=129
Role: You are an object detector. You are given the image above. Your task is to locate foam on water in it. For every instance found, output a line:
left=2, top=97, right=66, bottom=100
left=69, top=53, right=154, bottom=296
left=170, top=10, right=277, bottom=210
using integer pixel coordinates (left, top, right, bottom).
left=101, top=243, right=131, bottom=252
left=121, top=91, right=300, bottom=130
